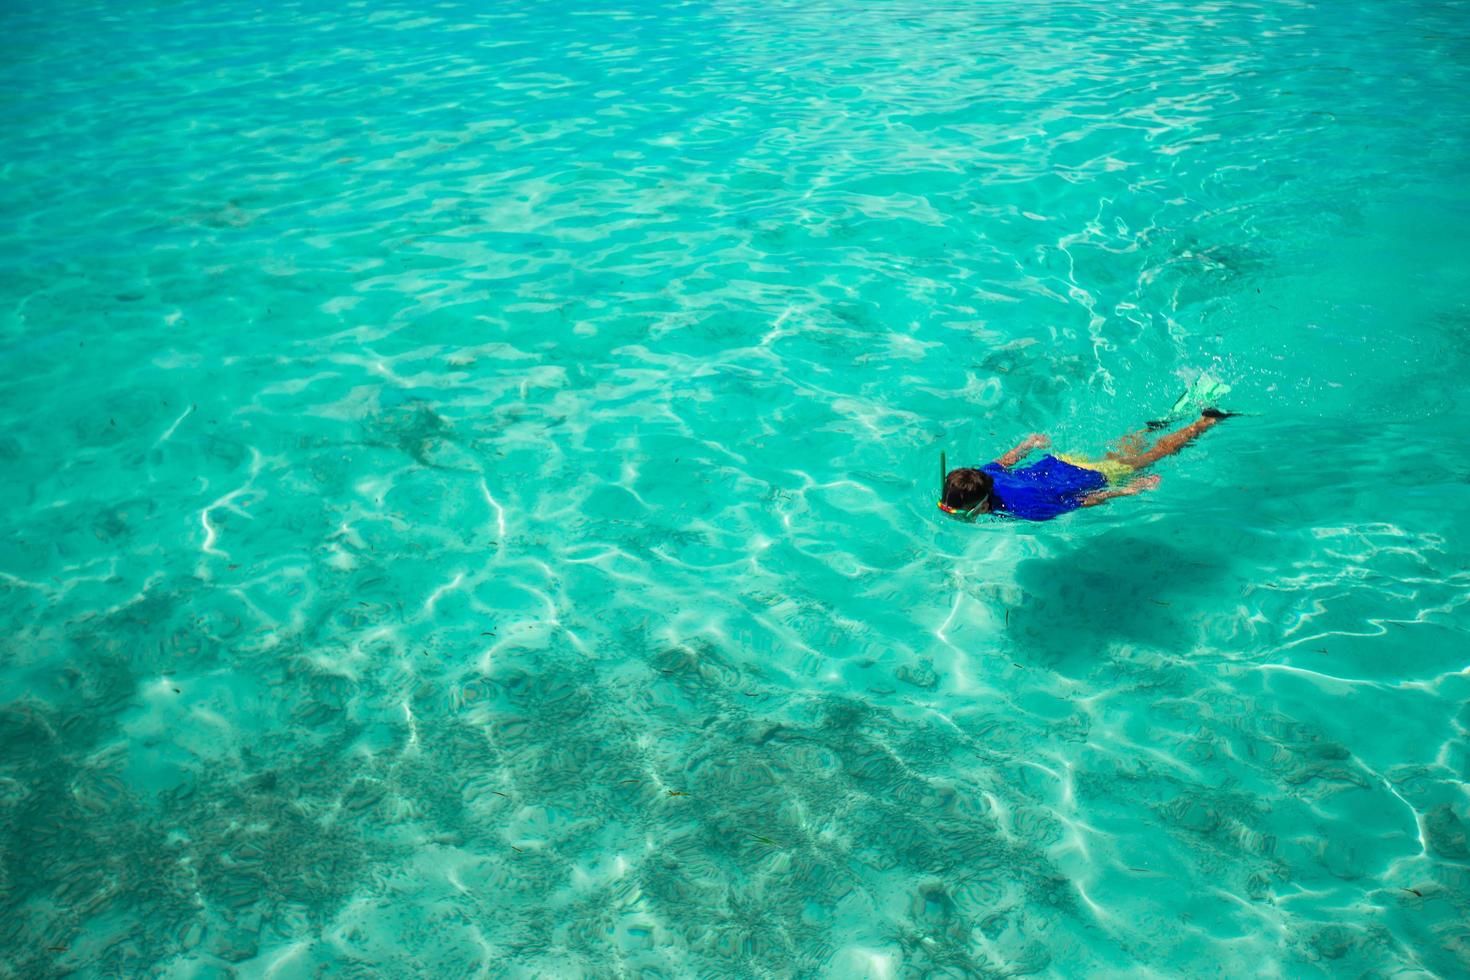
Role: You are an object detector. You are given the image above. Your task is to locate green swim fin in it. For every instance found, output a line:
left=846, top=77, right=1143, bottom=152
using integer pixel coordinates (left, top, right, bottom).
left=1149, top=372, right=1232, bottom=429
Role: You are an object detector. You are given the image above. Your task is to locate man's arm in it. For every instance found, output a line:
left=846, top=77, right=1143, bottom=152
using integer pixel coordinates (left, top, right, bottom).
left=1081, top=474, right=1161, bottom=507
left=994, top=433, right=1049, bottom=469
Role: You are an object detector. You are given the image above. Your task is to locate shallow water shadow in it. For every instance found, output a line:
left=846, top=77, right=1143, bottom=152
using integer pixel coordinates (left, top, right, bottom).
left=1009, top=530, right=1230, bottom=672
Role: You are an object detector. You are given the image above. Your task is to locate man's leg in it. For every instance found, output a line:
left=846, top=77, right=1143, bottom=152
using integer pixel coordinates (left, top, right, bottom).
left=1117, top=414, right=1221, bottom=470
left=1105, top=428, right=1152, bottom=461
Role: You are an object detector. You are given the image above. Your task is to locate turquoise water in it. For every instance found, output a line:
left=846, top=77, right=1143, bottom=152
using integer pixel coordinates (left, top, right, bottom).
left=3, top=0, right=1469, bottom=974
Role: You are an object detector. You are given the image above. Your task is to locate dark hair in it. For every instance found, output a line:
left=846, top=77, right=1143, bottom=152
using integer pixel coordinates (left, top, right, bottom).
left=942, top=468, right=993, bottom=511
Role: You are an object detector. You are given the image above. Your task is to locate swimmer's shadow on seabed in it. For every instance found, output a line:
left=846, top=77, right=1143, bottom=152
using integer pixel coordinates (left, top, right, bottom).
left=1007, top=529, right=1231, bottom=674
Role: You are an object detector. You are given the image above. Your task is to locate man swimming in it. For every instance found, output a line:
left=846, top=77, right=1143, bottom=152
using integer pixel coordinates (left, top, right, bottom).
left=938, top=409, right=1233, bottom=522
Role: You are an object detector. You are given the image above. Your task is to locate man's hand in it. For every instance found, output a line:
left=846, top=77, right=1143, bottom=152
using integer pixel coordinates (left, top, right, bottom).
left=996, top=433, right=1050, bottom=469
left=1082, top=473, right=1160, bottom=507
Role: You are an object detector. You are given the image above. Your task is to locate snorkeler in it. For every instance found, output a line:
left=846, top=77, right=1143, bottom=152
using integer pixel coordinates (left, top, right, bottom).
left=938, top=409, right=1235, bottom=522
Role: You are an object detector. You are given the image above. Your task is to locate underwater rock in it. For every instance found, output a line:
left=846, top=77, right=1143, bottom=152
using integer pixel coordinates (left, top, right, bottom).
left=1424, top=804, right=1469, bottom=860
left=896, top=658, right=939, bottom=690
left=210, top=928, right=258, bottom=963
left=1308, top=925, right=1354, bottom=960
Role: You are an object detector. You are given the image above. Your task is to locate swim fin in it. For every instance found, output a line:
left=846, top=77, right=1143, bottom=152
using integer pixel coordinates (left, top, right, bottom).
left=1147, top=371, right=1233, bottom=429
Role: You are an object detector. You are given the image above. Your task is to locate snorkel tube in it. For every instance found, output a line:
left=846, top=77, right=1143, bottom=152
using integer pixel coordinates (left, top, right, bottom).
left=936, top=450, right=965, bottom=517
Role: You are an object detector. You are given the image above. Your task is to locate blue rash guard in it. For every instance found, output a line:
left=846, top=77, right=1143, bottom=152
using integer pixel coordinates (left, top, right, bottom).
left=981, top=455, right=1106, bottom=521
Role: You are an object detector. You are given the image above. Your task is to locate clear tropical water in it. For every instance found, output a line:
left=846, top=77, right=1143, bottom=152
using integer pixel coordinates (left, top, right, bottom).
left=3, top=0, right=1469, bottom=975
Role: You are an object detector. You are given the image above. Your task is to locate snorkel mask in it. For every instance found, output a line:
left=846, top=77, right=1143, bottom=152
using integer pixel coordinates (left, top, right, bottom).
left=935, top=451, right=990, bottom=520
